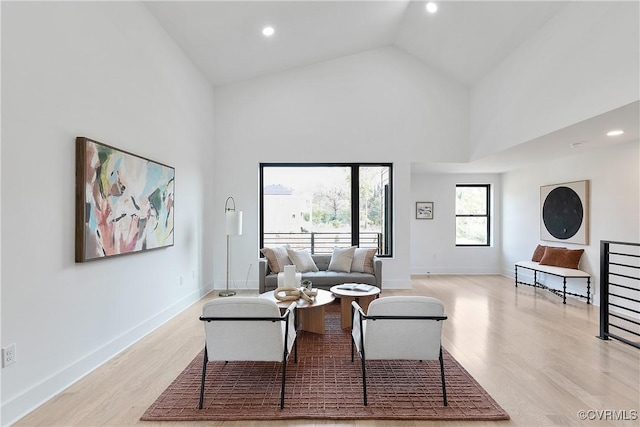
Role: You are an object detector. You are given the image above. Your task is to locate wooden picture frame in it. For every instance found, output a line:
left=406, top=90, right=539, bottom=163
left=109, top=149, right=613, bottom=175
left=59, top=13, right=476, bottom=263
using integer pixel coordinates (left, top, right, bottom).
left=75, top=137, right=175, bottom=262
left=416, top=201, right=434, bottom=220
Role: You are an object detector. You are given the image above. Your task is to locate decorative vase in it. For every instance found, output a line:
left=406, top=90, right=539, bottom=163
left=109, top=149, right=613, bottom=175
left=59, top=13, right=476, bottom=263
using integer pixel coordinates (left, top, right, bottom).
left=283, top=265, right=298, bottom=287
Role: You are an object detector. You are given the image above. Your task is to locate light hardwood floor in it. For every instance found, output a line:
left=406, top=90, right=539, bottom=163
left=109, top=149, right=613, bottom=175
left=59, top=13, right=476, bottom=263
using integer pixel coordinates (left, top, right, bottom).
left=14, top=275, right=640, bottom=427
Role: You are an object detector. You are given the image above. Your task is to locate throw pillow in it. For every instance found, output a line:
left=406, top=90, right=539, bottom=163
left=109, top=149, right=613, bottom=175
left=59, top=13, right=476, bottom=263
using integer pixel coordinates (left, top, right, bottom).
left=531, top=245, right=547, bottom=262
left=328, top=246, right=356, bottom=273
left=539, top=247, right=584, bottom=269
left=286, top=248, right=319, bottom=273
left=260, top=246, right=291, bottom=273
left=351, top=248, right=377, bottom=274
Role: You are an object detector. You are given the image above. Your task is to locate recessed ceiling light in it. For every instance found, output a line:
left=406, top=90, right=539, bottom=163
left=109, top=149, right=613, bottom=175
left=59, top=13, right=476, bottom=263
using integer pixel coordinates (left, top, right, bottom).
left=262, top=26, right=275, bottom=37
left=606, top=129, right=624, bottom=136
left=426, top=2, right=438, bottom=14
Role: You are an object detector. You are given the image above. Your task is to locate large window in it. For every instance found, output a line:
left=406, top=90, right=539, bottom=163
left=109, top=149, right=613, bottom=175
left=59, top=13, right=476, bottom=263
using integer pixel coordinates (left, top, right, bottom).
left=455, top=184, right=490, bottom=246
left=260, top=163, right=392, bottom=256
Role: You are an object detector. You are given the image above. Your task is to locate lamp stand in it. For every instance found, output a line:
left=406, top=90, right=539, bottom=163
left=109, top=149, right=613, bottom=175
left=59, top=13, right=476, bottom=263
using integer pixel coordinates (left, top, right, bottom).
left=220, top=234, right=236, bottom=297
left=220, top=196, right=241, bottom=297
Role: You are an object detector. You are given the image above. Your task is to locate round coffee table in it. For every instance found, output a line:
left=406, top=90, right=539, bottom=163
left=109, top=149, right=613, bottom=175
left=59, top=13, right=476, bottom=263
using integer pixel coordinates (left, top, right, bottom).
left=330, top=285, right=381, bottom=329
left=260, top=289, right=335, bottom=334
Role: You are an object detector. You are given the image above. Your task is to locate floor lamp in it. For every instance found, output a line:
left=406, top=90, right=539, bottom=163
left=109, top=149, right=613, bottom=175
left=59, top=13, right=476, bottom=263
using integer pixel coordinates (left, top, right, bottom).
left=220, top=196, right=242, bottom=297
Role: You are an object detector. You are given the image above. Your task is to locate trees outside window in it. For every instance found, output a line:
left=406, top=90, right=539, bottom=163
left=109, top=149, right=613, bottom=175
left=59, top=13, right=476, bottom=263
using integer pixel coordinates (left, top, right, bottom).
left=456, top=184, right=490, bottom=246
left=260, top=164, right=392, bottom=256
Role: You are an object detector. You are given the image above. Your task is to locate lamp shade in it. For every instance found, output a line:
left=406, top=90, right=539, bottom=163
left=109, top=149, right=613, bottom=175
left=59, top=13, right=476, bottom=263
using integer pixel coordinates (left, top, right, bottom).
left=225, top=210, right=242, bottom=236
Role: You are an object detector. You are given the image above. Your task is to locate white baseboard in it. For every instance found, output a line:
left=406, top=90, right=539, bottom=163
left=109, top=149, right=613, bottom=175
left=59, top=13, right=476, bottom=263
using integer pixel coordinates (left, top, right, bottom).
left=380, top=279, right=413, bottom=289
left=412, top=267, right=501, bottom=275
left=1, top=287, right=208, bottom=427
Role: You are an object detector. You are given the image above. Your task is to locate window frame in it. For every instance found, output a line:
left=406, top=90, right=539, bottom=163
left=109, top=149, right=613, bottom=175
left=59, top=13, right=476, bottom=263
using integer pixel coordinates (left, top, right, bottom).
left=260, top=162, right=393, bottom=257
left=455, top=184, right=491, bottom=247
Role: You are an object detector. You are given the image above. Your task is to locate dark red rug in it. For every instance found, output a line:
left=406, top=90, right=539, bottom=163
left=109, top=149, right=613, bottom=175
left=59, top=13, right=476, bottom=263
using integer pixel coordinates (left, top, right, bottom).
left=141, top=302, right=509, bottom=421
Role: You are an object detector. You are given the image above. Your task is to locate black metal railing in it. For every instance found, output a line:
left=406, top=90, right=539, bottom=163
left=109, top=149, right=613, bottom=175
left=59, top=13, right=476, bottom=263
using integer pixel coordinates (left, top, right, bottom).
left=598, top=240, right=640, bottom=349
left=264, top=232, right=383, bottom=254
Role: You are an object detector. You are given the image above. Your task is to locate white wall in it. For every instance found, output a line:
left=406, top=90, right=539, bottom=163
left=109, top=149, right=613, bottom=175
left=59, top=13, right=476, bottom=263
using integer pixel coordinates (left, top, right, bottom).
left=1, top=2, right=637, bottom=424
left=213, top=46, right=469, bottom=290
left=501, top=141, right=640, bottom=306
left=410, top=173, right=502, bottom=274
left=470, top=1, right=640, bottom=160
left=0, top=2, right=216, bottom=424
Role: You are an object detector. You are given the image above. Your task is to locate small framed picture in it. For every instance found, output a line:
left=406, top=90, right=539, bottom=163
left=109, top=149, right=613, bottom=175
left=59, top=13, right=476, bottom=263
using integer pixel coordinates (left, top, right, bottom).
left=416, top=201, right=434, bottom=220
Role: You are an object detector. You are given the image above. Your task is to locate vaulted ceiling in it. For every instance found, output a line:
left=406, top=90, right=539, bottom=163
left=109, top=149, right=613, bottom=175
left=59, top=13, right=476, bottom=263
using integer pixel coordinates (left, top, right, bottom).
left=144, top=0, right=566, bottom=88
left=144, top=1, right=639, bottom=173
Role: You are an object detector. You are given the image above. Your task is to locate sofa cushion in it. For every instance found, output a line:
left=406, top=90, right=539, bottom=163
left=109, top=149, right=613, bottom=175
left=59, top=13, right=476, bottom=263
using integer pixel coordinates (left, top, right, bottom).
left=351, top=248, right=377, bottom=274
left=286, top=248, right=319, bottom=273
left=328, top=246, right=356, bottom=272
left=263, top=270, right=377, bottom=289
left=539, top=247, right=584, bottom=269
left=261, top=252, right=381, bottom=293
left=302, top=271, right=377, bottom=287
left=311, top=254, right=331, bottom=271
left=260, top=246, right=291, bottom=273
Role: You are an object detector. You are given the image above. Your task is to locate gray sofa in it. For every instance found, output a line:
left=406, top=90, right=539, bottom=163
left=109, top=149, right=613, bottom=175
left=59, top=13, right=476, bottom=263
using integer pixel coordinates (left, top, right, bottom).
left=258, top=253, right=382, bottom=294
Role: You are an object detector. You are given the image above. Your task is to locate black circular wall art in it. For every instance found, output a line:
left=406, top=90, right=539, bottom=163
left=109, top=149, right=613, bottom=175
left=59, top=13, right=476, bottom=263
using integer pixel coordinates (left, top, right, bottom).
left=542, top=186, right=583, bottom=240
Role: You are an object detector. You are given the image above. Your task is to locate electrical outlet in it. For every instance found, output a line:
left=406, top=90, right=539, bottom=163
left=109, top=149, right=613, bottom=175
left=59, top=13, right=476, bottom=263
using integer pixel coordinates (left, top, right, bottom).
left=180, top=275, right=184, bottom=286
left=2, top=343, right=16, bottom=367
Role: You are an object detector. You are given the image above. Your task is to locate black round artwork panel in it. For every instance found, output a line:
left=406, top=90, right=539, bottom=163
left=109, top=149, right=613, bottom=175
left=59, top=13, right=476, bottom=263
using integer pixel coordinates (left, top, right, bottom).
left=542, top=186, right=583, bottom=240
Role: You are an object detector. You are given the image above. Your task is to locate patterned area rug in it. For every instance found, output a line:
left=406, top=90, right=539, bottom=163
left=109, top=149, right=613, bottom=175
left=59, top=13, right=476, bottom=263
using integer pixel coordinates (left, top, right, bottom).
left=141, top=302, right=509, bottom=421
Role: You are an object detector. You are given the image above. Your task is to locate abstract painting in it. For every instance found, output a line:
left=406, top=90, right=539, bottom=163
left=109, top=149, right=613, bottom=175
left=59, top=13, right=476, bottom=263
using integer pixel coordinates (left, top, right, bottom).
left=540, top=180, right=589, bottom=245
left=76, top=137, right=175, bottom=262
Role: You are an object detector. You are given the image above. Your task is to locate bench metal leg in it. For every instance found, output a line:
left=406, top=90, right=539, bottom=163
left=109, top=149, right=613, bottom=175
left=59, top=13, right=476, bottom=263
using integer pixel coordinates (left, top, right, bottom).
left=514, top=264, right=590, bottom=305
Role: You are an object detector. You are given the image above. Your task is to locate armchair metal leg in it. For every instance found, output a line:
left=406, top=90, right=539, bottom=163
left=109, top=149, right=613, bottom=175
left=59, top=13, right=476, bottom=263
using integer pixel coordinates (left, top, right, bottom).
left=360, top=353, right=368, bottom=406
left=280, top=359, right=287, bottom=409
left=198, top=346, right=208, bottom=409
left=351, top=337, right=355, bottom=362
left=439, top=347, right=448, bottom=406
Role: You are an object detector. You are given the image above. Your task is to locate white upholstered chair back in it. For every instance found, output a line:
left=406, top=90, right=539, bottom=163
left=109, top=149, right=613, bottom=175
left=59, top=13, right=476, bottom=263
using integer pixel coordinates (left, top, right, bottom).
left=354, top=296, right=444, bottom=360
left=202, top=297, right=296, bottom=362
left=351, top=295, right=448, bottom=406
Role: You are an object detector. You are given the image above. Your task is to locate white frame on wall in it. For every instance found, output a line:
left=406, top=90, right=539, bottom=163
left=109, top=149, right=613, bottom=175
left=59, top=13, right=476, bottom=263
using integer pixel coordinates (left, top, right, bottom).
left=416, top=201, right=434, bottom=220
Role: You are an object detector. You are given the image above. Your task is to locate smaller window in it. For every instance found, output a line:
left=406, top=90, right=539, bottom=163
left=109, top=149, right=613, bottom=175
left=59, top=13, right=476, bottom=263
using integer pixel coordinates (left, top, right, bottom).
left=456, top=184, right=490, bottom=246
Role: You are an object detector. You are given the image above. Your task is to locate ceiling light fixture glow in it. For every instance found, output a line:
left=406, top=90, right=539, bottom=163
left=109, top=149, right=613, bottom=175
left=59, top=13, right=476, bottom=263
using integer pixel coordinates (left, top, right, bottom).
left=426, top=2, right=438, bottom=14
left=262, top=26, right=275, bottom=37
left=606, top=129, right=624, bottom=137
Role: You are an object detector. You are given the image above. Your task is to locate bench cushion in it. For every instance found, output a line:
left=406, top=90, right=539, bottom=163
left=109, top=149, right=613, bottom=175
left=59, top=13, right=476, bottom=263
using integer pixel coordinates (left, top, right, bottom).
left=516, top=261, right=590, bottom=278
left=539, top=247, right=584, bottom=269
left=531, top=244, right=547, bottom=262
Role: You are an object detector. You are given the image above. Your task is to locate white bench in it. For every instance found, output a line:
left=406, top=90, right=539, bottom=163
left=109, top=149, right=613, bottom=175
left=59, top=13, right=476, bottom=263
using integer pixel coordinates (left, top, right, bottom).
left=514, top=261, right=591, bottom=304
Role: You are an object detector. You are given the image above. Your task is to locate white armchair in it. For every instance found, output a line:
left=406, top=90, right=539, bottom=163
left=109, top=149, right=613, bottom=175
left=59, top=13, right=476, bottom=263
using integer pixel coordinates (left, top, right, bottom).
left=351, top=296, right=448, bottom=406
left=198, top=297, right=297, bottom=409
